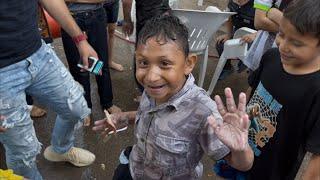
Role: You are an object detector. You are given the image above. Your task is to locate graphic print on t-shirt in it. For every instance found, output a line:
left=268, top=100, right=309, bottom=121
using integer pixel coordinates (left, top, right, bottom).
left=247, top=82, right=283, bottom=156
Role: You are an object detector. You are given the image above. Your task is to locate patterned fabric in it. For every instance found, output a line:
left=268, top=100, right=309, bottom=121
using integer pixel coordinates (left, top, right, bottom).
left=129, top=74, right=230, bottom=179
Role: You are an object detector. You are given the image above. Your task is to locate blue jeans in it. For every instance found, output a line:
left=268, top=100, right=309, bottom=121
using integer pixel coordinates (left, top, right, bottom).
left=61, top=7, right=114, bottom=110
left=0, top=42, right=91, bottom=179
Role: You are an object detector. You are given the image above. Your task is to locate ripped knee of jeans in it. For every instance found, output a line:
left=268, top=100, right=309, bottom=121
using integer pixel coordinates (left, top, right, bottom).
left=67, top=81, right=91, bottom=121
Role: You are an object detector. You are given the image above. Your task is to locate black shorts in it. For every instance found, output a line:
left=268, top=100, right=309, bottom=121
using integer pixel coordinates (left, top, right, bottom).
left=104, top=0, right=119, bottom=24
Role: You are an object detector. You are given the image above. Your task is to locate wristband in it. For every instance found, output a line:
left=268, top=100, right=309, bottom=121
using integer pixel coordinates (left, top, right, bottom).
left=72, top=33, right=87, bottom=45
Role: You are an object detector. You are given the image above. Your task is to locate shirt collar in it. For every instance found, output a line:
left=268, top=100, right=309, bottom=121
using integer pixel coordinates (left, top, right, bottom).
left=145, top=74, right=195, bottom=112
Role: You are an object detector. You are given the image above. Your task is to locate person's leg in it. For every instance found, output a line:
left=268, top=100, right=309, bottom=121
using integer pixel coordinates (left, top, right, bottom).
left=26, top=95, right=47, bottom=118
left=61, top=20, right=92, bottom=110
left=0, top=58, right=42, bottom=179
left=61, top=15, right=92, bottom=125
left=105, top=0, right=124, bottom=71
left=25, top=42, right=94, bottom=166
left=85, top=8, right=120, bottom=113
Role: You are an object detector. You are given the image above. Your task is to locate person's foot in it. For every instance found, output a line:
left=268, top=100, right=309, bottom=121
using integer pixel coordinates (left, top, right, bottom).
left=218, top=68, right=234, bottom=80
left=83, top=115, right=91, bottom=127
left=30, top=105, right=47, bottom=118
left=106, top=105, right=122, bottom=114
left=44, top=146, right=95, bottom=167
left=109, top=61, right=124, bottom=72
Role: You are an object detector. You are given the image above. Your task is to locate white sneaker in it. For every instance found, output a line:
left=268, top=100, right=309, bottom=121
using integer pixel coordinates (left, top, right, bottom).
left=44, top=146, right=95, bottom=167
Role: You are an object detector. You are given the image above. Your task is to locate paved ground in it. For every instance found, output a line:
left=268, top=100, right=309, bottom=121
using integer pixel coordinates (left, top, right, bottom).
left=0, top=0, right=309, bottom=179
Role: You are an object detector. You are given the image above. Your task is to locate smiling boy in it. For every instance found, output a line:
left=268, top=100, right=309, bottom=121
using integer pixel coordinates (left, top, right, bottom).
left=93, top=15, right=253, bottom=179
left=239, top=0, right=320, bottom=179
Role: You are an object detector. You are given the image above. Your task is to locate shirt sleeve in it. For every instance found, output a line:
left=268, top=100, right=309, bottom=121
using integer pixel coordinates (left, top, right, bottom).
left=198, top=112, right=230, bottom=160
left=254, top=0, right=273, bottom=11
left=305, top=91, right=320, bottom=154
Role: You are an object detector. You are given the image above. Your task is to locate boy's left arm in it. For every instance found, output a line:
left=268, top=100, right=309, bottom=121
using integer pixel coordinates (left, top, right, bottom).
left=208, top=88, right=254, bottom=171
left=302, top=154, right=320, bottom=180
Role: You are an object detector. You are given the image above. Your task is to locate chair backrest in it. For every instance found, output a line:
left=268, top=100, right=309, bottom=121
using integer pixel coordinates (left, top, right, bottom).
left=172, top=9, right=235, bottom=53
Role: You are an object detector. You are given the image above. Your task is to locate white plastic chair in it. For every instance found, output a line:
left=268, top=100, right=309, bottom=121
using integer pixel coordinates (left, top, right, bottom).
left=206, top=27, right=257, bottom=96
left=172, top=9, right=235, bottom=87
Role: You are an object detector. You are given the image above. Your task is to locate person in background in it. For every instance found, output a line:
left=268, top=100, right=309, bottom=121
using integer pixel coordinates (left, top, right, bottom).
left=243, top=0, right=292, bottom=70
left=0, top=0, right=97, bottom=179
left=62, top=0, right=122, bottom=126
left=104, top=0, right=124, bottom=72
left=215, top=0, right=256, bottom=80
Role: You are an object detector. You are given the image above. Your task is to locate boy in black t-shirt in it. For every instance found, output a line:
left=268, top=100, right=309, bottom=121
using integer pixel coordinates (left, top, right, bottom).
left=214, top=0, right=320, bottom=179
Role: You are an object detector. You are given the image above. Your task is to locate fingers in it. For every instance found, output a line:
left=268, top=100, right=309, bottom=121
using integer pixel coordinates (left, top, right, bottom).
left=237, top=92, right=247, bottom=113
left=225, top=88, right=237, bottom=113
left=214, top=95, right=227, bottom=117
left=241, top=114, right=250, bottom=130
left=92, top=119, right=107, bottom=131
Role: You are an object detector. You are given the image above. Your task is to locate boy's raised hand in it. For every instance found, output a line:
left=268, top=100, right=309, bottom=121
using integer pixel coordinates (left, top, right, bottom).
left=208, top=88, right=250, bottom=152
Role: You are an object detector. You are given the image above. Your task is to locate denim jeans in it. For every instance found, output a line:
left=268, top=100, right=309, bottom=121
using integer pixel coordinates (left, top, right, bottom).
left=0, top=42, right=91, bottom=179
left=61, top=7, right=113, bottom=110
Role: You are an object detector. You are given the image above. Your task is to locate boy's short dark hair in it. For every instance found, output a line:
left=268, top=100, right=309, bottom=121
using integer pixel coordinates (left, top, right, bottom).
left=137, top=15, right=189, bottom=57
left=284, top=0, right=320, bottom=39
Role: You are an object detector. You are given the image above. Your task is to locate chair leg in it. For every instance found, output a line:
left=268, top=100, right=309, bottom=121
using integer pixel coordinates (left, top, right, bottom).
left=198, top=46, right=208, bottom=88
left=207, top=53, right=228, bottom=96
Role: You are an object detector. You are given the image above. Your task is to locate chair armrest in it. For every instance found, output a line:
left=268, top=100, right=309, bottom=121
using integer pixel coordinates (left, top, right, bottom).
left=233, top=27, right=257, bottom=39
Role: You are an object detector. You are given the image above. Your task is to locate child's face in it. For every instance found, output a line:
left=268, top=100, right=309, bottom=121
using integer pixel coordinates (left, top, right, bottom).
left=135, top=38, right=196, bottom=105
left=276, top=17, right=320, bottom=74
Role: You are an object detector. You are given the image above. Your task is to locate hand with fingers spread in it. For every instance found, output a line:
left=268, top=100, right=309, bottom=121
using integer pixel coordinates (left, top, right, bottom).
left=0, top=116, right=7, bottom=133
left=208, top=87, right=253, bottom=171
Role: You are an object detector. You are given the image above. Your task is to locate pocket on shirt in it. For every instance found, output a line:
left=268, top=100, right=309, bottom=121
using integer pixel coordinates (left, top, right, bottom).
left=155, top=134, right=190, bottom=167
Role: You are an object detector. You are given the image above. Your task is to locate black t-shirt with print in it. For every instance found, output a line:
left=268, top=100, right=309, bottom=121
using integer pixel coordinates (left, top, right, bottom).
left=246, top=48, right=320, bottom=180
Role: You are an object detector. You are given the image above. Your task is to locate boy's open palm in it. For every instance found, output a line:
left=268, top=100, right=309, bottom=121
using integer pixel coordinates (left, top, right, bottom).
left=208, top=88, right=250, bottom=152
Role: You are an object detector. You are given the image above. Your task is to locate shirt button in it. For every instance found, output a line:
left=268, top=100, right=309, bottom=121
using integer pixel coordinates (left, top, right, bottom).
left=140, top=138, right=145, bottom=143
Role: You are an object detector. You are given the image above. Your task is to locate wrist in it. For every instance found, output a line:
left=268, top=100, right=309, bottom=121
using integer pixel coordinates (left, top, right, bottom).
left=72, top=32, right=87, bottom=45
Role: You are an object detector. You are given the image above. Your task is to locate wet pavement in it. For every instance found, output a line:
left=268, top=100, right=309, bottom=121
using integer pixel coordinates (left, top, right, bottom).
left=0, top=0, right=309, bottom=179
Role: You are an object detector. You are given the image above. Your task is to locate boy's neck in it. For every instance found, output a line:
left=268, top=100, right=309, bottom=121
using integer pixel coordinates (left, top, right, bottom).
left=282, top=58, right=320, bottom=75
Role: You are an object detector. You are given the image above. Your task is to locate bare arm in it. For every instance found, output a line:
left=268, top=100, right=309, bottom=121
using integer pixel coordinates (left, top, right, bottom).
left=302, top=154, right=320, bottom=180
left=254, top=9, right=279, bottom=32
left=39, top=0, right=98, bottom=67
left=266, top=8, right=283, bottom=27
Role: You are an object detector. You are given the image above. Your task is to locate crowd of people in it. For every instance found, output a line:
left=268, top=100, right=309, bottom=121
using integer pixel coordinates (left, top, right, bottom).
left=0, top=0, right=319, bottom=179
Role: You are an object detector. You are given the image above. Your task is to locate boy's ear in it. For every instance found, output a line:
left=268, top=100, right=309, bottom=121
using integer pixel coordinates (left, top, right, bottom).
left=184, top=53, right=197, bottom=75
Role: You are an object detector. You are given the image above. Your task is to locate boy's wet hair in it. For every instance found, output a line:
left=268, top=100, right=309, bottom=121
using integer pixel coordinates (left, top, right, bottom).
left=284, top=0, right=320, bottom=39
left=137, top=15, right=189, bottom=57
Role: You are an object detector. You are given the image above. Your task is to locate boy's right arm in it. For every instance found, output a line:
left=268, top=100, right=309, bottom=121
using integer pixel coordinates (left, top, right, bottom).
left=92, top=111, right=137, bottom=135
